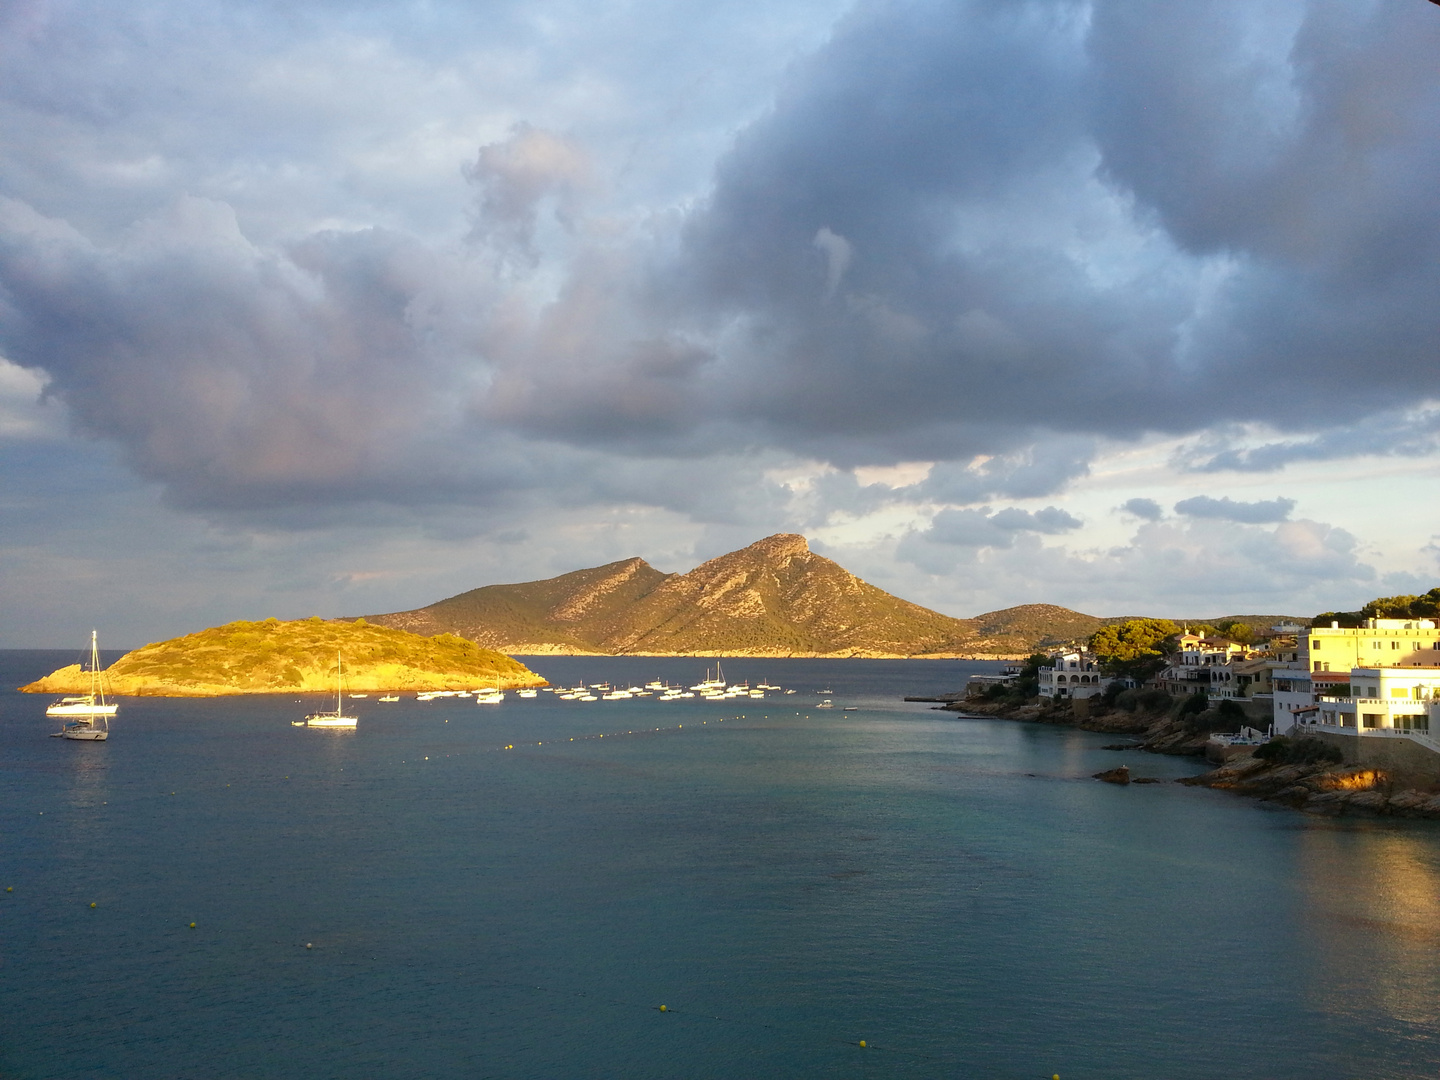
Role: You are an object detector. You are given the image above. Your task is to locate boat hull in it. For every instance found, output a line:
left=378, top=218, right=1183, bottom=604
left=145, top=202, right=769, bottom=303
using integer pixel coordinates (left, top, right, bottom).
left=54, top=726, right=108, bottom=740
left=46, top=702, right=119, bottom=717
left=305, top=715, right=357, bottom=728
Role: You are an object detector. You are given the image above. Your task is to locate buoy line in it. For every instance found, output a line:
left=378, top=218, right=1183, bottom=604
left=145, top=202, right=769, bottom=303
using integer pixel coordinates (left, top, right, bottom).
left=446, top=972, right=953, bottom=1064
left=494, top=716, right=737, bottom=755
left=453, top=971, right=1066, bottom=1074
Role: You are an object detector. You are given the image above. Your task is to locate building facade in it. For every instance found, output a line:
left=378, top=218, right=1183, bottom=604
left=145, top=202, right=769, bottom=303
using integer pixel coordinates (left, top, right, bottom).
left=1037, top=651, right=1112, bottom=700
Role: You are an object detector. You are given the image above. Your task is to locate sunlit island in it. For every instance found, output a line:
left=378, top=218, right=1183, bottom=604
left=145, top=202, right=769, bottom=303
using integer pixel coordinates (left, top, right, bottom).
left=20, top=617, right=547, bottom=697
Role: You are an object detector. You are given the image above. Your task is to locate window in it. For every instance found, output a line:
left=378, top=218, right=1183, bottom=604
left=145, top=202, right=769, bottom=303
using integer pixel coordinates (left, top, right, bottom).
left=1372, top=641, right=1382, bottom=650
left=1392, top=688, right=1410, bottom=699
left=1312, top=639, right=1321, bottom=650
left=1417, top=716, right=1431, bottom=732
left=1392, top=641, right=1401, bottom=650
left=1363, top=713, right=1381, bottom=728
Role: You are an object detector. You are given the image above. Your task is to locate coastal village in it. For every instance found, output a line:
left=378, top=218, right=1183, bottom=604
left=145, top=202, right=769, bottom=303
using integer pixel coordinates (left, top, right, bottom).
left=958, top=591, right=1440, bottom=816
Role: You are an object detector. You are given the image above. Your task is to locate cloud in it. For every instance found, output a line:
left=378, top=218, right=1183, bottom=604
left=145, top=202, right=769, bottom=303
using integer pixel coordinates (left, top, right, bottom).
left=1119, top=497, right=1163, bottom=521
left=812, top=226, right=852, bottom=299
left=890, top=512, right=1375, bottom=616
left=1173, top=495, right=1295, bottom=524
left=1, top=0, right=1439, bottom=545
left=465, top=125, right=591, bottom=267
left=1174, top=408, right=1440, bottom=473
left=900, top=504, right=1083, bottom=565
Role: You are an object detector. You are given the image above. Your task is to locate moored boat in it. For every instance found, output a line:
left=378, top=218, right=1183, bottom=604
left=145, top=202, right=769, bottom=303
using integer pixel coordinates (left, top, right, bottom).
left=304, top=653, right=358, bottom=728
left=48, top=631, right=116, bottom=741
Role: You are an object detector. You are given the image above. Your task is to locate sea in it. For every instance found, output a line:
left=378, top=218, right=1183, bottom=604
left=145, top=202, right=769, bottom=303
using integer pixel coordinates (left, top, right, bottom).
left=4, top=650, right=1440, bottom=1080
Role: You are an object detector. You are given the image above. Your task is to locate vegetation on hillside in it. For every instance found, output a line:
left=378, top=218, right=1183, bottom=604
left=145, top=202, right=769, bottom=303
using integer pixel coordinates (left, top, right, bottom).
left=1314, top=588, right=1440, bottom=627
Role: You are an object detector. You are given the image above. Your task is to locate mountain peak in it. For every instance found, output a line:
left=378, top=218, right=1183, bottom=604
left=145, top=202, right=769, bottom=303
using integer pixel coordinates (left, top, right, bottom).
left=745, top=533, right=811, bottom=559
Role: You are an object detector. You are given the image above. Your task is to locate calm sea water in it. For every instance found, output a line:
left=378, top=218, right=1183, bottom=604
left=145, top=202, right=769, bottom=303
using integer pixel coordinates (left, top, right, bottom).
left=4, top=651, right=1440, bottom=1079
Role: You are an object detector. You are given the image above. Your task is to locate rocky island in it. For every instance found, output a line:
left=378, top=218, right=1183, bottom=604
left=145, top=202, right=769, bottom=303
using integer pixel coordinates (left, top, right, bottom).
left=21, top=617, right=547, bottom=696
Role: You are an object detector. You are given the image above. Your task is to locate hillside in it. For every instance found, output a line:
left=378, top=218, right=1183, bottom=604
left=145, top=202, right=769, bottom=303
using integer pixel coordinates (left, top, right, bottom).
left=359, top=534, right=1117, bottom=658
left=21, top=617, right=547, bottom=696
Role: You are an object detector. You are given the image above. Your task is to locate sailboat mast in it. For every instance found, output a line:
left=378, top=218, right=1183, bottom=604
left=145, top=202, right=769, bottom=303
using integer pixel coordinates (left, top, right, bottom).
left=336, top=651, right=343, bottom=714
left=91, top=629, right=105, bottom=707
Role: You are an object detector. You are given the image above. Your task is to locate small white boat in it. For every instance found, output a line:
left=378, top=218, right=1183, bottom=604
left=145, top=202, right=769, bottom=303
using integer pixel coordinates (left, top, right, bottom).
left=378, top=695, right=400, bottom=702
left=349, top=693, right=369, bottom=699
left=816, top=701, right=834, bottom=709
left=579, top=694, right=598, bottom=702
left=304, top=653, right=357, bottom=728
left=49, top=631, right=116, bottom=740
left=518, top=689, right=538, bottom=698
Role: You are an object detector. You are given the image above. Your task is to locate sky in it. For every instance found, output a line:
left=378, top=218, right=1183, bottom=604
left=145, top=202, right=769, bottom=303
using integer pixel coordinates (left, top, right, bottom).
left=3, top=0, right=1439, bottom=647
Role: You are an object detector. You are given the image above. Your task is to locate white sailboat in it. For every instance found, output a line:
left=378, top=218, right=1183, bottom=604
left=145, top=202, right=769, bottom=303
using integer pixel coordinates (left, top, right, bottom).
left=301, top=653, right=358, bottom=728
left=48, top=630, right=116, bottom=740
left=689, top=662, right=727, bottom=692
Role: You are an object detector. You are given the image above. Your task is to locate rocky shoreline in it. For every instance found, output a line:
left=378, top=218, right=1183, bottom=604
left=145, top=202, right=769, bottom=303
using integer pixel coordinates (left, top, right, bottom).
left=945, top=696, right=1440, bottom=820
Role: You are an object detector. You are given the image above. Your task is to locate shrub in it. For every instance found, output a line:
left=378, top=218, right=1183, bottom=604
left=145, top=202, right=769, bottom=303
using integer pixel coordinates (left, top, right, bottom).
left=1173, top=691, right=1209, bottom=720
left=1113, top=688, right=1139, bottom=712
left=1254, top=737, right=1344, bottom=766
left=1216, top=699, right=1247, bottom=724
left=1136, top=689, right=1172, bottom=713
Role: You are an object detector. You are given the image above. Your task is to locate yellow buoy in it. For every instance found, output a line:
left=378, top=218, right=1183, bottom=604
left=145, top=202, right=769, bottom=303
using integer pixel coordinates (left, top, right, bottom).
left=90, top=902, right=97, bottom=908
left=189, top=922, right=196, bottom=928
left=858, top=1040, right=866, bottom=1048
left=5, top=886, right=11, bottom=892
left=306, top=943, right=313, bottom=949
left=658, top=1005, right=667, bottom=1012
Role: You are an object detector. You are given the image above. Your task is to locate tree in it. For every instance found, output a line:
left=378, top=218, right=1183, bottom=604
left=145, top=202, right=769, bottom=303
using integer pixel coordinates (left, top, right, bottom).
left=1214, top=619, right=1254, bottom=645
left=1089, top=619, right=1180, bottom=680
left=1313, top=587, right=1440, bottom=627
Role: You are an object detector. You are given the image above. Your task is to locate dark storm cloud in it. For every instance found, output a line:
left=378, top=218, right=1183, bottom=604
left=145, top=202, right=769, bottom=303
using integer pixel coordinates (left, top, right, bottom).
left=1, top=0, right=1438, bottom=522
left=657, top=0, right=1440, bottom=464
left=0, top=196, right=494, bottom=508
left=1174, top=495, right=1295, bottom=524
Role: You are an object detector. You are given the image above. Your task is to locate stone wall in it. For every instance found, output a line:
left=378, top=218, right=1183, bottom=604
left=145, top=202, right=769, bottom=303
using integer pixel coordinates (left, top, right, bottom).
left=1314, top=731, right=1440, bottom=791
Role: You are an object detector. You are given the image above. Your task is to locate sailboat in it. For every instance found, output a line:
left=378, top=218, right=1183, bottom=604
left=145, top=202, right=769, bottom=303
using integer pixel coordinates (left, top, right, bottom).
left=48, top=630, right=117, bottom=741
left=300, top=653, right=358, bottom=728
left=689, top=662, right=727, bottom=692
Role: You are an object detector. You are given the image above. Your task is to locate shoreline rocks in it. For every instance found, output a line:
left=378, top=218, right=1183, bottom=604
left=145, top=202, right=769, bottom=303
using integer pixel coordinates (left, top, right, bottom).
left=945, top=695, right=1440, bottom=819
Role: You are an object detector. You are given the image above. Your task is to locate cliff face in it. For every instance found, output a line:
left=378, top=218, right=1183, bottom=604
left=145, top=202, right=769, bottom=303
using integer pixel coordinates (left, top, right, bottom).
left=360, top=534, right=1105, bottom=657
left=20, top=618, right=547, bottom=696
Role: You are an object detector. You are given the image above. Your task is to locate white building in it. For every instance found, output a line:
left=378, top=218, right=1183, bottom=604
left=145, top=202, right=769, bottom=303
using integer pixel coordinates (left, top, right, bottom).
left=1037, top=651, right=1112, bottom=700
left=1293, top=665, right=1440, bottom=758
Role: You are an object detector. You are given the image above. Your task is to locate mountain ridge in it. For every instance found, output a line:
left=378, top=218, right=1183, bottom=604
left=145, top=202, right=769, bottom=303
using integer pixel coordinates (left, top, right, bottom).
left=358, top=534, right=1128, bottom=658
